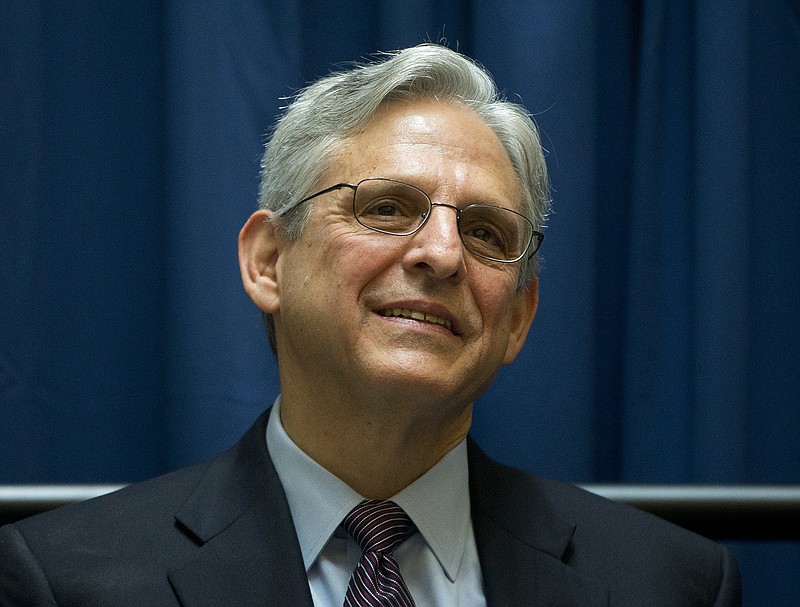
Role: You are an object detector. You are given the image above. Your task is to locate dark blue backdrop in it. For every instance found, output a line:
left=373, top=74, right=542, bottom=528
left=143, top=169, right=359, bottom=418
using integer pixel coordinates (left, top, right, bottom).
left=2, top=1, right=798, bottom=603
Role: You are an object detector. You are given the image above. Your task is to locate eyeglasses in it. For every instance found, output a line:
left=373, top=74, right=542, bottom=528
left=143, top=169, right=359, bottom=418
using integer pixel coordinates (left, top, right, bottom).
left=294, top=177, right=543, bottom=263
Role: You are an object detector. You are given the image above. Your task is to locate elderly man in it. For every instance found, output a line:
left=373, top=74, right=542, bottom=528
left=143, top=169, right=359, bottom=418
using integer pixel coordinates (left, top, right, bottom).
left=0, top=44, right=740, bottom=606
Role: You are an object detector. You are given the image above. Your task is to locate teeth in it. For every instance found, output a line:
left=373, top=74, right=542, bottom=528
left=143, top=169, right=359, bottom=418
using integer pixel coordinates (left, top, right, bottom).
left=380, top=308, right=452, bottom=331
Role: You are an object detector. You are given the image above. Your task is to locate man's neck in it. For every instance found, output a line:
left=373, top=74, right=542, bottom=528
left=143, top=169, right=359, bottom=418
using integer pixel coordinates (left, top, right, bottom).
left=278, top=391, right=473, bottom=499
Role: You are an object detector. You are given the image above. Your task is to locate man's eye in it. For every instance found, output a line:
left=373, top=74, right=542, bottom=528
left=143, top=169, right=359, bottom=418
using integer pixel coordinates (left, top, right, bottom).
left=374, top=203, right=399, bottom=216
left=467, top=225, right=503, bottom=245
left=362, top=197, right=417, bottom=217
left=472, top=227, right=498, bottom=243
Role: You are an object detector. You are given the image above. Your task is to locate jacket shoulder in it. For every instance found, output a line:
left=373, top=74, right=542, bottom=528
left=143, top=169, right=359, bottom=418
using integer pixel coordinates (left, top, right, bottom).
left=468, top=438, right=741, bottom=606
left=0, top=410, right=282, bottom=606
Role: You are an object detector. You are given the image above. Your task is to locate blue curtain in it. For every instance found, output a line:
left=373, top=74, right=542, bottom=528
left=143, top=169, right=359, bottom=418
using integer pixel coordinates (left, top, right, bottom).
left=2, top=1, right=798, bottom=603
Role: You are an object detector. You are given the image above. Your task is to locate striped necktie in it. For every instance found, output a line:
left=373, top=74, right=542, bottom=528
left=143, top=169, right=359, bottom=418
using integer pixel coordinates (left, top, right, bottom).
left=342, top=500, right=417, bottom=607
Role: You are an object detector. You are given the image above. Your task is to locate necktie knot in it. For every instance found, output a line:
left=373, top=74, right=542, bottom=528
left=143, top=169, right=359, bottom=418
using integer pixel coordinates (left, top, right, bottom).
left=342, top=500, right=417, bottom=606
left=343, top=500, right=414, bottom=555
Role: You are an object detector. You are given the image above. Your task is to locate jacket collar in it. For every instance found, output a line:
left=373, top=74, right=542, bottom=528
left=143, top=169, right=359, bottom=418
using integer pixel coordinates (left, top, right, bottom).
left=163, top=410, right=608, bottom=607
left=167, top=409, right=314, bottom=607
left=468, top=438, right=610, bottom=606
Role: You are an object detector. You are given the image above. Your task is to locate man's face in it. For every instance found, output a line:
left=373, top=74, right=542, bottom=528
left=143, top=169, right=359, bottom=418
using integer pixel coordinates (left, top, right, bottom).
left=268, top=99, right=537, bottom=412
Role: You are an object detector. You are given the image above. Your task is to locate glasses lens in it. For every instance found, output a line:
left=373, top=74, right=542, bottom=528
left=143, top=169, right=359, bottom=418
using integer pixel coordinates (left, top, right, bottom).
left=353, top=178, right=535, bottom=262
left=459, top=206, right=533, bottom=262
left=353, top=179, right=429, bottom=235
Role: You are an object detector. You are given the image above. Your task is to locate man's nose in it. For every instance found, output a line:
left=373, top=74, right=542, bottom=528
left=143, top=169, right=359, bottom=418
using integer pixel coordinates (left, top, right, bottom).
left=402, top=204, right=465, bottom=280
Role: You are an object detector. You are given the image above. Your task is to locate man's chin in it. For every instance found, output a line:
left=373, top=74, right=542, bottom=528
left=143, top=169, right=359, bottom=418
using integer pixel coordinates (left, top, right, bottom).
left=361, top=366, right=482, bottom=408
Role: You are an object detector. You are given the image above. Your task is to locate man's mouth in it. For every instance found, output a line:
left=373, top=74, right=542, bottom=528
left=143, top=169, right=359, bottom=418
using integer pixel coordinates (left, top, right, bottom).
left=378, top=308, right=453, bottom=331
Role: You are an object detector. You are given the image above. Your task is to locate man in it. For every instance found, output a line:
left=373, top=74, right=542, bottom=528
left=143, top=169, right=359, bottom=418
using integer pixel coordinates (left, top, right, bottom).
left=0, top=44, right=740, bottom=606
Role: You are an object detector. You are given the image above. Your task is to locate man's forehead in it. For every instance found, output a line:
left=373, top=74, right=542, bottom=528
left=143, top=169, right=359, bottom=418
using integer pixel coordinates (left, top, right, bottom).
left=352, top=98, right=498, bottom=144
left=328, top=99, right=520, bottom=199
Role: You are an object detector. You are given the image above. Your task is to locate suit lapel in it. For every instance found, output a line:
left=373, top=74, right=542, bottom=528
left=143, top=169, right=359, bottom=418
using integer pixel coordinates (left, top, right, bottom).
left=161, top=415, right=609, bottom=606
left=468, top=439, right=609, bottom=607
left=167, top=410, right=314, bottom=607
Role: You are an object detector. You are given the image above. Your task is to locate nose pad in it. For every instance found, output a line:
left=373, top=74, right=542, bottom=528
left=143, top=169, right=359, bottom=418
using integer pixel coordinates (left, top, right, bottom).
left=405, top=204, right=465, bottom=279
left=418, top=204, right=461, bottom=246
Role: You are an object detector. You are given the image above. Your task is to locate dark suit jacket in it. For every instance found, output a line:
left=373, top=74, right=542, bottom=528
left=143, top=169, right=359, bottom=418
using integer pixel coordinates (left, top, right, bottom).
left=0, top=409, right=740, bottom=606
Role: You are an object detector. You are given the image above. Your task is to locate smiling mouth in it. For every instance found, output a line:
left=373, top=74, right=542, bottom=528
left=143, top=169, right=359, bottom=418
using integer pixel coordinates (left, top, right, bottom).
left=378, top=308, right=453, bottom=331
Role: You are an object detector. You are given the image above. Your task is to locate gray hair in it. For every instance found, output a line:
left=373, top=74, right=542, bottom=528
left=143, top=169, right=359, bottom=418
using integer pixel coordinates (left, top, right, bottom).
left=258, top=44, right=550, bottom=353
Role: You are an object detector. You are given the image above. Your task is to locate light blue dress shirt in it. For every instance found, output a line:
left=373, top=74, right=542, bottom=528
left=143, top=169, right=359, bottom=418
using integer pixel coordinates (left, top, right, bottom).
left=266, top=400, right=487, bottom=606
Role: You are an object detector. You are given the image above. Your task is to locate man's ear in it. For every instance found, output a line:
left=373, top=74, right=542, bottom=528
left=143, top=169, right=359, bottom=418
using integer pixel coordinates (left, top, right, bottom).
left=502, top=277, right=539, bottom=366
left=238, top=209, right=282, bottom=314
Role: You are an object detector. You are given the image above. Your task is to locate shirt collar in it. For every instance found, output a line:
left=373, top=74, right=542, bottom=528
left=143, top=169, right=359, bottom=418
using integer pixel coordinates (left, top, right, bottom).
left=390, top=437, right=471, bottom=582
left=266, top=399, right=471, bottom=582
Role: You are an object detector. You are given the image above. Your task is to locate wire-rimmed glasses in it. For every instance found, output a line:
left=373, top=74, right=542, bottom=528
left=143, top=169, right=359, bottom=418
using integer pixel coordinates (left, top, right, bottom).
left=294, top=177, right=543, bottom=263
